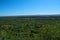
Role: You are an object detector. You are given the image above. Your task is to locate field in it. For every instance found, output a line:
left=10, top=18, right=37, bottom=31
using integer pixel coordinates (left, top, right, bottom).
left=0, top=16, right=60, bottom=40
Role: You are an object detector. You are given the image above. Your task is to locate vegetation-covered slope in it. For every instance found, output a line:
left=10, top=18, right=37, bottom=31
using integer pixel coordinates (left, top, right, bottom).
left=0, top=16, right=60, bottom=40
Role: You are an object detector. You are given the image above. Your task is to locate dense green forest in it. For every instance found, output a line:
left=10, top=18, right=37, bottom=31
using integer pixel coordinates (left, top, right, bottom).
left=0, top=16, right=60, bottom=40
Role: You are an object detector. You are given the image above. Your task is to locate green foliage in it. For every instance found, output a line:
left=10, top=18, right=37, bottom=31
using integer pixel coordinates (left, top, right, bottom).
left=0, top=17, right=60, bottom=40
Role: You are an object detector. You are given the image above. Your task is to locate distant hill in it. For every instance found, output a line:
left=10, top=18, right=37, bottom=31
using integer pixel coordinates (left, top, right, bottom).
left=0, top=15, right=60, bottom=19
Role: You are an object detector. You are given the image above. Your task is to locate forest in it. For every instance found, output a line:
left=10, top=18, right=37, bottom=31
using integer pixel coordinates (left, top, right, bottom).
left=0, top=16, right=60, bottom=40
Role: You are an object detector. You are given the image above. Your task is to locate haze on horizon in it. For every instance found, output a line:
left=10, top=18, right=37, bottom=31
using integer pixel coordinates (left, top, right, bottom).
left=0, top=0, right=60, bottom=16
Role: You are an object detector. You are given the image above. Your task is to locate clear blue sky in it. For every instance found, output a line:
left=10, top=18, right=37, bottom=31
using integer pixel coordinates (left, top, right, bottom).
left=0, top=0, right=60, bottom=16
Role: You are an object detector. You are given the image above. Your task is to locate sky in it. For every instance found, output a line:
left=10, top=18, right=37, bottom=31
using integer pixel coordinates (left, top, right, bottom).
left=0, top=0, right=60, bottom=16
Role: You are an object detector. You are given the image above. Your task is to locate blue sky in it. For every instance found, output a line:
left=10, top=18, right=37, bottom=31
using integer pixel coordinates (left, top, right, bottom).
left=0, top=0, right=60, bottom=16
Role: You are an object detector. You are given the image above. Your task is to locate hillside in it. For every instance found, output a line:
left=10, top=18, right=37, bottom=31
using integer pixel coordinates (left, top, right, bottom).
left=0, top=15, right=60, bottom=40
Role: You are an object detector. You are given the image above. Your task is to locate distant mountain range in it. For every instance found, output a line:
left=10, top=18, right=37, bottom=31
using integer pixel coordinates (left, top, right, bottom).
left=0, top=15, right=60, bottom=18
